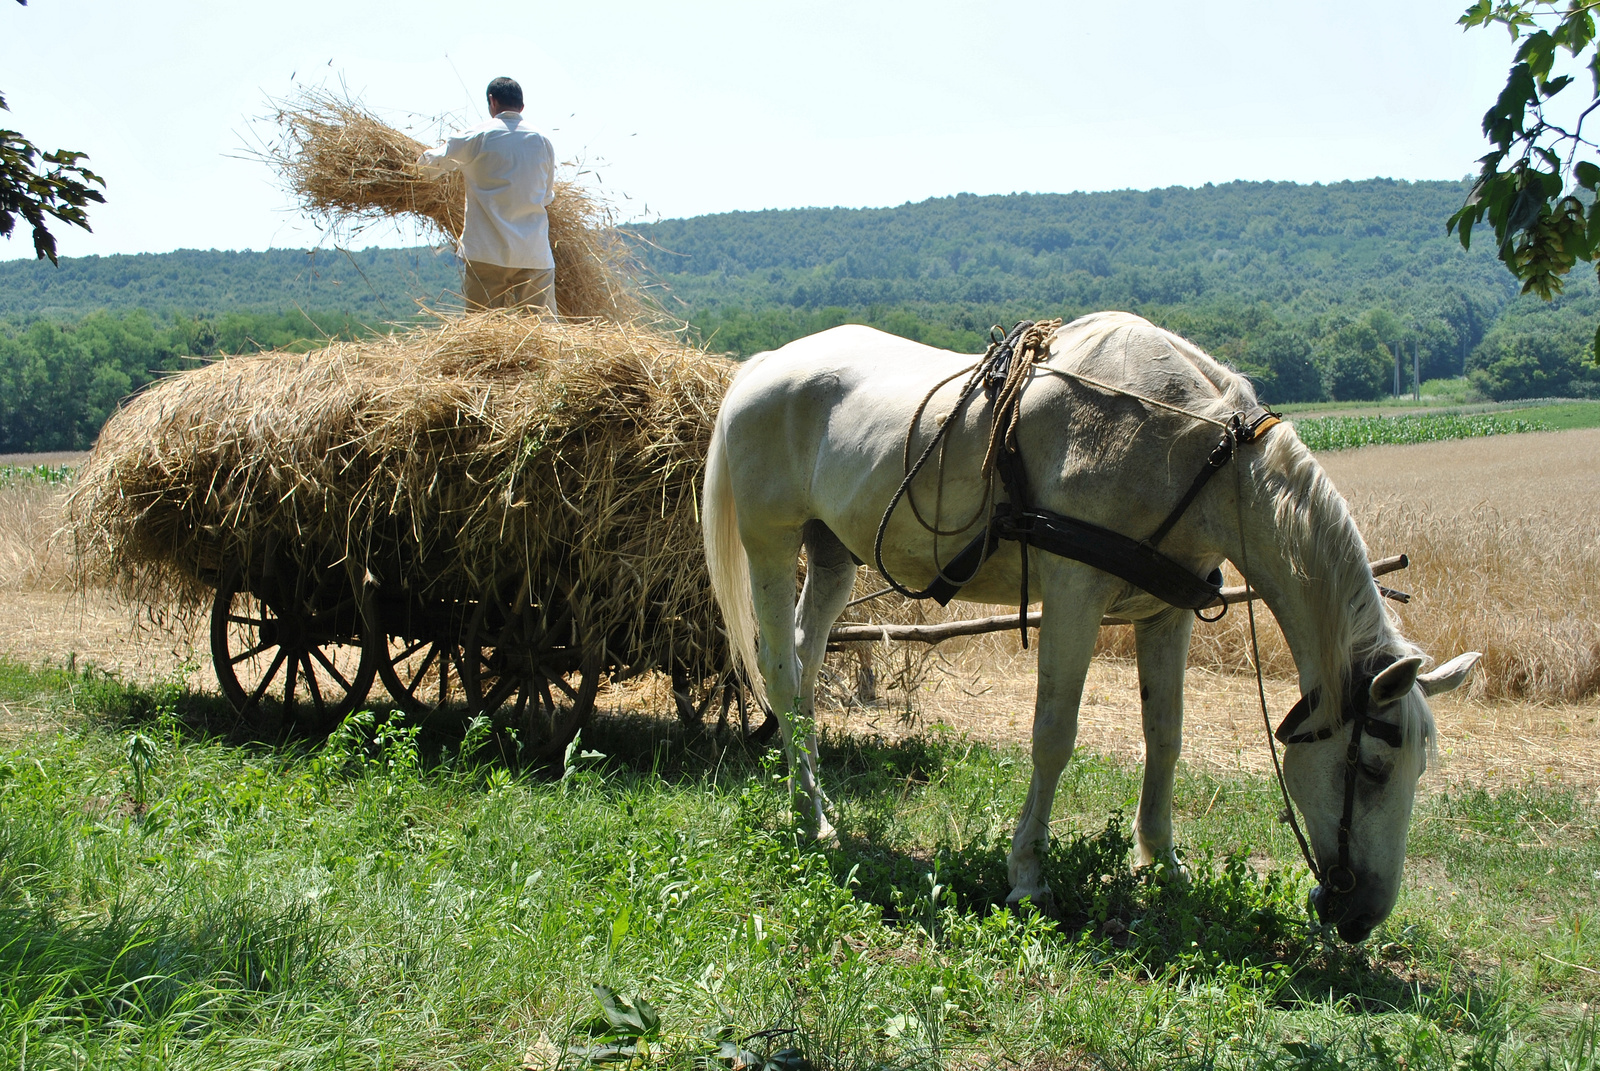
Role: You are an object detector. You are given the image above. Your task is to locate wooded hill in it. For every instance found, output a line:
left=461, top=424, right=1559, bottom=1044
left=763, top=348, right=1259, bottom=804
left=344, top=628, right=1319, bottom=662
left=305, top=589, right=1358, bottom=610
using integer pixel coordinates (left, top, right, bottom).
left=631, top=179, right=1600, bottom=405
left=2, top=178, right=1598, bottom=451
left=0, top=246, right=460, bottom=321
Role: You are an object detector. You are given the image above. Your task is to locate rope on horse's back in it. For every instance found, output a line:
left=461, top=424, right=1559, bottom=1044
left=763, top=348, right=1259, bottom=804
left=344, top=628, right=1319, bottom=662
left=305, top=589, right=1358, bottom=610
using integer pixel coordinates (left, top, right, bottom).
left=980, top=319, right=1061, bottom=479
left=874, top=321, right=1057, bottom=601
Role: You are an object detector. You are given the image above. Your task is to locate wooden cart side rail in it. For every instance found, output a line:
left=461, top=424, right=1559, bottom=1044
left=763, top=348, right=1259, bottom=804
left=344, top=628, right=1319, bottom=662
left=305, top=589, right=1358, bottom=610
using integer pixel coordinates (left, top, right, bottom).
left=826, top=554, right=1409, bottom=647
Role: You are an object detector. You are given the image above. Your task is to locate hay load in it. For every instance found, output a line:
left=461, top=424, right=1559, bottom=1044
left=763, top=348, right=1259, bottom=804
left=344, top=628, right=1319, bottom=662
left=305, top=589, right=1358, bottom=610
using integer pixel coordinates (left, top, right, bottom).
left=261, top=89, right=644, bottom=323
left=67, top=315, right=735, bottom=724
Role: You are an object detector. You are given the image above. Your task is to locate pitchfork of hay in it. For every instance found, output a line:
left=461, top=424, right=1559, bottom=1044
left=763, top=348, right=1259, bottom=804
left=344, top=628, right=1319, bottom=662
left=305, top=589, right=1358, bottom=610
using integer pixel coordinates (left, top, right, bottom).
left=66, top=313, right=731, bottom=679
left=258, top=88, right=645, bottom=323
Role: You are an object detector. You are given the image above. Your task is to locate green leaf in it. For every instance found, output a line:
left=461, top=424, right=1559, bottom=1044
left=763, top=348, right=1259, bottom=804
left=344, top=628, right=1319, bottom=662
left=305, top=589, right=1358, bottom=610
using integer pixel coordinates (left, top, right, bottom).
left=1484, top=63, right=1538, bottom=145
left=608, top=903, right=632, bottom=953
left=1517, top=29, right=1559, bottom=80
left=591, top=984, right=661, bottom=1040
left=1575, top=161, right=1600, bottom=190
left=1540, top=73, right=1574, bottom=97
left=1504, top=183, right=1548, bottom=244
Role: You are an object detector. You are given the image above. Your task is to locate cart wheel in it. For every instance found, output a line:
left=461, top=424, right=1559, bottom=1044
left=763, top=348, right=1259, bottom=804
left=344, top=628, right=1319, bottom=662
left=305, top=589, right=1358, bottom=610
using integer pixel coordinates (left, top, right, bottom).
left=462, top=588, right=601, bottom=763
left=211, top=562, right=376, bottom=734
left=364, top=596, right=472, bottom=718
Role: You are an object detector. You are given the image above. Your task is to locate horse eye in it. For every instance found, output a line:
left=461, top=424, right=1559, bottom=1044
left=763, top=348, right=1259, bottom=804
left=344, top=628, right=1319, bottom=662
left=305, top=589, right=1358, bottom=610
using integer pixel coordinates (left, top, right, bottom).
left=1360, top=762, right=1390, bottom=786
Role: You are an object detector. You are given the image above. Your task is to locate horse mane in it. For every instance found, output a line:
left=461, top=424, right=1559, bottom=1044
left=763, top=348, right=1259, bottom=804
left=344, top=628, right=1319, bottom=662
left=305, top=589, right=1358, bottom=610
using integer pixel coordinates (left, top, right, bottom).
left=1258, top=422, right=1434, bottom=765
left=1055, top=312, right=1434, bottom=765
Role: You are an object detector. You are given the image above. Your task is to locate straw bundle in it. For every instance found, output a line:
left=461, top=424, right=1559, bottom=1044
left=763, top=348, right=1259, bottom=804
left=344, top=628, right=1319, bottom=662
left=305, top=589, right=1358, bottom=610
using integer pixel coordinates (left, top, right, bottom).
left=263, top=89, right=645, bottom=323
left=66, top=314, right=733, bottom=678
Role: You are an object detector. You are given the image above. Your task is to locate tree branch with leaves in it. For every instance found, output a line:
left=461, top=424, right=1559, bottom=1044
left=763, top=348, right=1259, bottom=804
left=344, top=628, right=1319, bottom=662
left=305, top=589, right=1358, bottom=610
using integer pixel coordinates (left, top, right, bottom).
left=1451, top=1, right=1600, bottom=356
left=1, top=0, right=105, bottom=264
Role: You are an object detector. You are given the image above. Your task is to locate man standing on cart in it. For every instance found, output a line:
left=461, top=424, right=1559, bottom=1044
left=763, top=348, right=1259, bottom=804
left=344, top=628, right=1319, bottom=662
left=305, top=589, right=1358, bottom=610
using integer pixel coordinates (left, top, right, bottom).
left=419, top=77, right=557, bottom=314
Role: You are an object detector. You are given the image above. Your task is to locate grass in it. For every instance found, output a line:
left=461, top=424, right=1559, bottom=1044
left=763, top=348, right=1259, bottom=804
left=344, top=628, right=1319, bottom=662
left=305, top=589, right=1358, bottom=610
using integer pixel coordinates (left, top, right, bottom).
left=0, top=659, right=1595, bottom=1070
left=1515, top=401, right=1600, bottom=431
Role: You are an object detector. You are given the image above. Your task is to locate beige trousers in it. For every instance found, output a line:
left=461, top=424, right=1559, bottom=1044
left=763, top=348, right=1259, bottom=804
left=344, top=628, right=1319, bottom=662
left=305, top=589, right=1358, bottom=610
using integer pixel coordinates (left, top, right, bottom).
left=463, top=261, right=558, bottom=314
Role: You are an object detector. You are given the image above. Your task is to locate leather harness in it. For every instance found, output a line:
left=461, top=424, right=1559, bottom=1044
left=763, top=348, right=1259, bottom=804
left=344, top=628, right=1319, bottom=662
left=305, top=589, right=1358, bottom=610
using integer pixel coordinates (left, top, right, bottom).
left=874, top=320, right=1282, bottom=642
left=874, top=320, right=1407, bottom=900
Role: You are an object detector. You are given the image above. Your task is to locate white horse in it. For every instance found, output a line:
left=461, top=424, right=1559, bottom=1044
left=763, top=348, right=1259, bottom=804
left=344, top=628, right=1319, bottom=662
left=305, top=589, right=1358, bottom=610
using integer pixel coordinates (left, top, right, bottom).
left=702, top=311, right=1478, bottom=942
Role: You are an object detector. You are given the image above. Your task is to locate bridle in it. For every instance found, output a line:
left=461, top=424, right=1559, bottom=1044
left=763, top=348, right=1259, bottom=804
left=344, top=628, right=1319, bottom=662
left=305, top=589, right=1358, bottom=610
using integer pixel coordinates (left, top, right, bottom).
left=1259, top=646, right=1409, bottom=896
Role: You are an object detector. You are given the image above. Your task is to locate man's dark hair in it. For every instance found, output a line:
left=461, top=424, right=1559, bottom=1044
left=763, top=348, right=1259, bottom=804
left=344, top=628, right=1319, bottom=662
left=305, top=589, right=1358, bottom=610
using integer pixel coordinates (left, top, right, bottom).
left=486, top=77, right=523, bottom=110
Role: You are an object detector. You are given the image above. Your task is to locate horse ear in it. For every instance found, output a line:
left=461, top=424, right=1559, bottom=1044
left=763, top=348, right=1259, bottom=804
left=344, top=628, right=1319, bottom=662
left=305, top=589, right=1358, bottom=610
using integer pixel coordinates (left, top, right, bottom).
left=1369, top=656, right=1423, bottom=707
left=1417, top=652, right=1482, bottom=697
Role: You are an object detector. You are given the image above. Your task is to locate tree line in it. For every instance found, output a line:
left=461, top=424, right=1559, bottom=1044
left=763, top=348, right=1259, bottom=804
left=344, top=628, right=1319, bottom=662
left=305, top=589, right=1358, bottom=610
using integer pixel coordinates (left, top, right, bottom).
left=6, top=179, right=1600, bottom=452
left=633, top=179, right=1600, bottom=405
left=0, top=309, right=373, bottom=451
left=683, top=293, right=1600, bottom=406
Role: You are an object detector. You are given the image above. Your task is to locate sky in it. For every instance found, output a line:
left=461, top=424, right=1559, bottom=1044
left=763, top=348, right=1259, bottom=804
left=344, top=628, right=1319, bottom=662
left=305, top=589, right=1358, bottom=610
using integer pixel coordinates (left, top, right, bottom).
left=1, top=0, right=1520, bottom=261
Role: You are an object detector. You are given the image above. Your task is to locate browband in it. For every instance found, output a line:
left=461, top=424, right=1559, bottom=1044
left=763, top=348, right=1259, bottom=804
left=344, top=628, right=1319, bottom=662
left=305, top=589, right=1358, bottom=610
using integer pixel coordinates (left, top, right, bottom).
left=1274, top=655, right=1406, bottom=748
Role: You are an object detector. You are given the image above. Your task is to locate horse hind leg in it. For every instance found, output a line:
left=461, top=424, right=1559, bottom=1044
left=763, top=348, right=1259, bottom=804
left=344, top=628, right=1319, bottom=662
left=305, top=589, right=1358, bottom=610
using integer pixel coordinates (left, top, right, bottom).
left=741, top=523, right=834, bottom=838
left=789, top=521, right=859, bottom=837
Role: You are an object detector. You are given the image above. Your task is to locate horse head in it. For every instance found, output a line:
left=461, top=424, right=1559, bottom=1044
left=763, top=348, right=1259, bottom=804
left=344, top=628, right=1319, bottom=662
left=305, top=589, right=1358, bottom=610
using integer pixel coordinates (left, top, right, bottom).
left=1279, top=651, right=1480, bottom=941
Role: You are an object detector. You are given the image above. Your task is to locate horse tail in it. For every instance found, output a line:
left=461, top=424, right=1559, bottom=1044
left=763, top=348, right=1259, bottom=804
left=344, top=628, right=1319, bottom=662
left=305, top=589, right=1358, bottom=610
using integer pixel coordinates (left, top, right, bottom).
left=703, top=408, right=761, bottom=688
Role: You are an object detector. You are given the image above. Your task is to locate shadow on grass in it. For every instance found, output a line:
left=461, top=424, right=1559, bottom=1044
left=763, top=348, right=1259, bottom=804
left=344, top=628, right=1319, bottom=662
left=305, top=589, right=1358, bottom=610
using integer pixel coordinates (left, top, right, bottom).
left=0, top=896, right=335, bottom=1028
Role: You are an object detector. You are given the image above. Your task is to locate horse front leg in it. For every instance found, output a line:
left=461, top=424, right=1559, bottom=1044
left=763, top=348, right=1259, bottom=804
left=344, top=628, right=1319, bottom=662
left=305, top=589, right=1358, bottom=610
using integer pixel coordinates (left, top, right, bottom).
left=1132, top=606, right=1195, bottom=879
left=1008, top=563, right=1116, bottom=911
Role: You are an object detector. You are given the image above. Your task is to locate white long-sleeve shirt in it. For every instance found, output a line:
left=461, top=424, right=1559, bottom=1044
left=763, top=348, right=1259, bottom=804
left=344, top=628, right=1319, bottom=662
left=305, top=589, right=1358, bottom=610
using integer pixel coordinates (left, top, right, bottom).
left=418, top=111, right=556, bottom=270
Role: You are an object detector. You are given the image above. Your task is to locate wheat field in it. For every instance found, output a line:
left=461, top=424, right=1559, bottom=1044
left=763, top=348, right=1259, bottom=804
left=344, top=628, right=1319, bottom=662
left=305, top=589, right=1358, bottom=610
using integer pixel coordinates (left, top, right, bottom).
left=1090, top=427, right=1600, bottom=703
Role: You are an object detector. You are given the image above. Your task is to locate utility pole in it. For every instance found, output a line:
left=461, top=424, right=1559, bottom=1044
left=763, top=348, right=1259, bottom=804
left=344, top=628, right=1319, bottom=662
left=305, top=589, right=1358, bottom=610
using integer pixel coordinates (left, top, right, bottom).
left=1413, top=339, right=1420, bottom=401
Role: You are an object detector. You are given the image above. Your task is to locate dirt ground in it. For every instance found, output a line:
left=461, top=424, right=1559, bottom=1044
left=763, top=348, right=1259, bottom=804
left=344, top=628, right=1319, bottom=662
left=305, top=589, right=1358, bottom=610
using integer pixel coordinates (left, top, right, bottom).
left=5, top=435, right=1598, bottom=798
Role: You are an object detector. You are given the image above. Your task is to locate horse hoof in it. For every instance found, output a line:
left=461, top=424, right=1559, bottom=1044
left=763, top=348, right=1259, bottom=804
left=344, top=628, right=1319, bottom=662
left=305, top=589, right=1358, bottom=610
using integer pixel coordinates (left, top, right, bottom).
left=1006, top=887, right=1056, bottom=917
left=1137, top=852, right=1191, bottom=885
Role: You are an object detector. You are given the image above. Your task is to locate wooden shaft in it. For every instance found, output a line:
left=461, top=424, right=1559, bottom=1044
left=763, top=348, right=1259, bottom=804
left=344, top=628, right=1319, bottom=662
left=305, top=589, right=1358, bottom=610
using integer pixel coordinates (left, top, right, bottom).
left=826, top=553, right=1410, bottom=647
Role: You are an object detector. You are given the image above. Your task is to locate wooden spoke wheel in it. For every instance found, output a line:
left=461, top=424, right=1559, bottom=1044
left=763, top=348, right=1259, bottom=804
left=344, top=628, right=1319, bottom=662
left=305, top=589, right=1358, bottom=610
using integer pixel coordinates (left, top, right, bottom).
left=462, top=585, right=602, bottom=763
left=363, top=595, right=473, bottom=719
left=210, top=562, right=376, bottom=734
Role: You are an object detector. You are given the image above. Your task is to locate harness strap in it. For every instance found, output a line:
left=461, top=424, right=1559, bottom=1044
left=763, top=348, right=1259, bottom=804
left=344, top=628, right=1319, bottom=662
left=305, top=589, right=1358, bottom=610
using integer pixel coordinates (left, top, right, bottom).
left=926, top=504, right=1225, bottom=609
left=1146, top=405, right=1282, bottom=549
left=924, top=408, right=1277, bottom=610
left=981, top=321, right=1051, bottom=644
